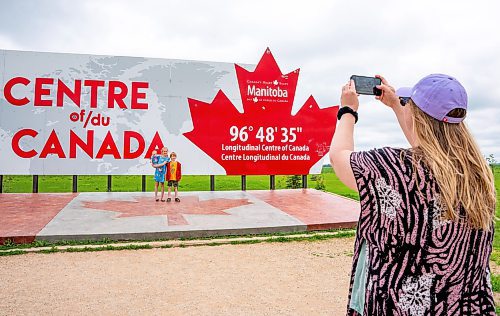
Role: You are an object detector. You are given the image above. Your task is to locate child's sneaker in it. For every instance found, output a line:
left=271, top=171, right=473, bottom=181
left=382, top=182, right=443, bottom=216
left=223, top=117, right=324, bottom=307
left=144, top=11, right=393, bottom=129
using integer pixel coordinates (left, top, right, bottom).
left=167, top=198, right=171, bottom=202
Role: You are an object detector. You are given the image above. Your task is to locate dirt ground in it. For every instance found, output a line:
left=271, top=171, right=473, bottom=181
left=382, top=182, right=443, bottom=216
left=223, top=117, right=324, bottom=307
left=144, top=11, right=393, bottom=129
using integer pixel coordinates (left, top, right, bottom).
left=0, top=238, right=355, bottom=316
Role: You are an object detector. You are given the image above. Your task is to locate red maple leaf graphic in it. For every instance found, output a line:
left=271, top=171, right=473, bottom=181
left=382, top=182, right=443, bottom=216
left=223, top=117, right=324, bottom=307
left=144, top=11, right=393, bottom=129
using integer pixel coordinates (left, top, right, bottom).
left=82, top=196, right=252, bottom=226
left=184, top=48, right=339, bottom=175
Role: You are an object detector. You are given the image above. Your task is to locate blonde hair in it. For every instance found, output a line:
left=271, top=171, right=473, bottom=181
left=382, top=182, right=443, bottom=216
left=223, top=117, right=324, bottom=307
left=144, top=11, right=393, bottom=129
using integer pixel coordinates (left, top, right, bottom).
left=409, top=100, right=496, bottom=230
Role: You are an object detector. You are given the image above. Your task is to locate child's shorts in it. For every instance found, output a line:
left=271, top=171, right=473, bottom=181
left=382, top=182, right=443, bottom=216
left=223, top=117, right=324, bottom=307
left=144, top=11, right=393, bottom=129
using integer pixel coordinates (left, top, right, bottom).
left=168, top=180, right=179, bottom=187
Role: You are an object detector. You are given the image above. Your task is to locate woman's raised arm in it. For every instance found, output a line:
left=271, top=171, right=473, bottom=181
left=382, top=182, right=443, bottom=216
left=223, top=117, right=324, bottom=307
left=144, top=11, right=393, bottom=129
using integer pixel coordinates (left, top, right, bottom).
left=329, top=80, right=358, bottom=191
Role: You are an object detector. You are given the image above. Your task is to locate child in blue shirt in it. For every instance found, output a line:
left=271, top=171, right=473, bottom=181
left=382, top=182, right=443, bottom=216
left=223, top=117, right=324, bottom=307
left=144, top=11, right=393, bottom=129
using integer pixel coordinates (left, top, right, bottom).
left=151, top=147, right=170, bottom=202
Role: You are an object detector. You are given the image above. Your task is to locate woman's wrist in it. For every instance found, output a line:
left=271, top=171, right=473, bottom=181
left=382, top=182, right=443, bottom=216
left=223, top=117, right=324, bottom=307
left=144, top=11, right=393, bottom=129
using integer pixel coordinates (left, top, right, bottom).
left=341, top=104, right=358, bottom=111
left=337, top=106, right=358, bottom=123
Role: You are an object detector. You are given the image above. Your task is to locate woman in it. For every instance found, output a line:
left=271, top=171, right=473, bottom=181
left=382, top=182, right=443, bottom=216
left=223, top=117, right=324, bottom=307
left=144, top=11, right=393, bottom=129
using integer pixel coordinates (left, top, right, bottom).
left=329, top=74, right=496, bottom=315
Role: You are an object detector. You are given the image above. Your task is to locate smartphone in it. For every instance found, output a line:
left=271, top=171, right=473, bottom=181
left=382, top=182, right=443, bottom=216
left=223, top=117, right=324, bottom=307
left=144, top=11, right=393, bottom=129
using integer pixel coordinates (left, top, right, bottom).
left=350, top=75, right=382, bottom=96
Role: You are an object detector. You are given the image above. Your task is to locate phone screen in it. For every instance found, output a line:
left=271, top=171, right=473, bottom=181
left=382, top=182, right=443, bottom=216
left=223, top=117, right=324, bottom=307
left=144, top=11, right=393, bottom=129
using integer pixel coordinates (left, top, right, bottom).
left=350, top=75, right=382, bottom=96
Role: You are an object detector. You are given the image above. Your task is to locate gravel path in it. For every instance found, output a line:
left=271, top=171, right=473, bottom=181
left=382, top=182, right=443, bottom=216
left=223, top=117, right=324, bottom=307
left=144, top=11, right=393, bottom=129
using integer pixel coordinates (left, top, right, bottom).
left=0, top=238, right=355, bottom=316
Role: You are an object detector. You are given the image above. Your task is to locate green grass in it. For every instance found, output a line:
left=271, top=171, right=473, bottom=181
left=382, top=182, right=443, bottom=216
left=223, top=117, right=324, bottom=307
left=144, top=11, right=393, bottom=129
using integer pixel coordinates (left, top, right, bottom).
left=492, top=273, right=500, bottom=292
left=39, top=246, right=60, bottom=254
left=65, top=244, right=153, bottom=252
left=0, top=249, right=26, bottom=256
left=0, top=238, right=115, bottom=251
left=227, top=230, right=356, bottom=246
left=0, top=167, right=359, bottom=199
left=490, top=166, right=500, bottom=266
left=488, top=165, right=500, bottom=314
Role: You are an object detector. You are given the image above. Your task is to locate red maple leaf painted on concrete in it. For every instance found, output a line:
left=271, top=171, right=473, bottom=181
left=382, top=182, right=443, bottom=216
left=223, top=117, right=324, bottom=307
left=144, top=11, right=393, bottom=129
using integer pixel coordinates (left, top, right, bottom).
left=184, top=48, right=339, bottom=175
left=82, top=196, right=252, bottom=226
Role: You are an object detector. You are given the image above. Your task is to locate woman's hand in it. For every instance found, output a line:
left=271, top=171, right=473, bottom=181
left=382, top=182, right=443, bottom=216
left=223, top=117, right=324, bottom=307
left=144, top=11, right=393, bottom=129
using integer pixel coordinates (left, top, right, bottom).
left=375, top=75, right=400, bottom=109
left=340, top=80, right=359, bottom=111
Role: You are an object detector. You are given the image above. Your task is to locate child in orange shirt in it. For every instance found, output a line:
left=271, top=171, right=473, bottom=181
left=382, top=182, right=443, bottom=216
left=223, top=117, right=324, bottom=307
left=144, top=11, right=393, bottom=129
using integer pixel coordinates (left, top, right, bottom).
left=166, top=152, right=182, bottom=202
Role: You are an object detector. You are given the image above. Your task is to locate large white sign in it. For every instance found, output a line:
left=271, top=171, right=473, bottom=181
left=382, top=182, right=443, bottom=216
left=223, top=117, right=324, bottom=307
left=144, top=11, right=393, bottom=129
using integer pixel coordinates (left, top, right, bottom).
left=0, top=49, right=253, bottom=175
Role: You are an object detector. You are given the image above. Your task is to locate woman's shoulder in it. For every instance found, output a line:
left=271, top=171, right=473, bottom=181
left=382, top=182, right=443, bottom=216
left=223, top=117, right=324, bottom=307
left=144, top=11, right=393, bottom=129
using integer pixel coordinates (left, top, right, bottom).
left=352, top=146, right=411, bottom=162
left=350, top=147, right=414, bottom=179
left=368, top=146, right=410, bottom=156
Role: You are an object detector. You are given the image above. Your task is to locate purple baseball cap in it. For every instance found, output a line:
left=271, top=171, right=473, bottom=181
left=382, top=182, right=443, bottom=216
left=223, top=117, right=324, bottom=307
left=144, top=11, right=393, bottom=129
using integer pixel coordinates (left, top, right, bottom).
left=396, top=74, right=468, bottom=123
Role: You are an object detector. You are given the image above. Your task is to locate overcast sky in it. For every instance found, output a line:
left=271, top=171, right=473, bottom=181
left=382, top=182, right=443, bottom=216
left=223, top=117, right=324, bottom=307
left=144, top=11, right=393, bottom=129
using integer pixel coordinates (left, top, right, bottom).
left=1, top=0, right=499, bottom=160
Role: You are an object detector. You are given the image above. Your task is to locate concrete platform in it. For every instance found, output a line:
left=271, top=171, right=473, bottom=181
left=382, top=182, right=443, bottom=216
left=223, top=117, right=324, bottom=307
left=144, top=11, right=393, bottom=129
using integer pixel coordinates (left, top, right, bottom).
left=0, top=189, right=360, bottom=244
